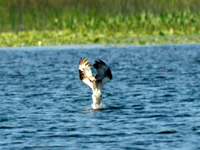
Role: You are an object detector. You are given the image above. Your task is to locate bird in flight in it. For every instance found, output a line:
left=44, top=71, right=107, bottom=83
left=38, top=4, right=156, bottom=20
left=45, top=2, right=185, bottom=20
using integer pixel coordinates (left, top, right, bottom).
left=78, top=57, right=112, bottom=109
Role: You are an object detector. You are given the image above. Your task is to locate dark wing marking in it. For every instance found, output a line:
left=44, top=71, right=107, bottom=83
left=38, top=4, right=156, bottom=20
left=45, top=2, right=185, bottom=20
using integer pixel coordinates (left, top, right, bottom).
left=93, top=59, right=112, bottom=86
left=79, top=57, right=96, bottom=89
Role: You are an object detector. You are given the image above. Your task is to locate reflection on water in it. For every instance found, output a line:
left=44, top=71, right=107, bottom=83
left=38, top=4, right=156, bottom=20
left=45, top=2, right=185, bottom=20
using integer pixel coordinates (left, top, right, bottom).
left=0, top=44, right=200, bottom=150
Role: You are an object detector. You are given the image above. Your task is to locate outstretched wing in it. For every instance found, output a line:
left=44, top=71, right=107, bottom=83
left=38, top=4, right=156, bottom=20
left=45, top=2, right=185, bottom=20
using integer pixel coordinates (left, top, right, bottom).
left=79, top=57, right=96, bottom=89
left=93, top=59, right=112, bottom=86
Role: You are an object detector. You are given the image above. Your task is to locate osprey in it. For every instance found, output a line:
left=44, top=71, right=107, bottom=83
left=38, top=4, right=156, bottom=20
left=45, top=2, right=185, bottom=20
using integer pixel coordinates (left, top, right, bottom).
left=79, top=58, right=112, bottom=109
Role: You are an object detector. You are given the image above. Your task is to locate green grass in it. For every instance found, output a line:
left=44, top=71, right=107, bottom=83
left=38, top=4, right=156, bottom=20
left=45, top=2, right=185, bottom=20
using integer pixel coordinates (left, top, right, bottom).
left=1, top=28, right=199, bottom=47
left=0, top=0, right=200, bottom=46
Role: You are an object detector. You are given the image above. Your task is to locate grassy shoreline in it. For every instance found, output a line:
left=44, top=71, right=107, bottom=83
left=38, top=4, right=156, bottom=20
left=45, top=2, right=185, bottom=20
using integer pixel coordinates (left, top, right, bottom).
left=0, top=30, right=200, bottom=47
left=1, top=0, right=200, bottom=46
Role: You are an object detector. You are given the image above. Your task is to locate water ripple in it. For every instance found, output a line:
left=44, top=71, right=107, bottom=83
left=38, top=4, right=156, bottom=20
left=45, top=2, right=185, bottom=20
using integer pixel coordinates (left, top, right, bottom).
left=0, top=44, right=200, bottom=150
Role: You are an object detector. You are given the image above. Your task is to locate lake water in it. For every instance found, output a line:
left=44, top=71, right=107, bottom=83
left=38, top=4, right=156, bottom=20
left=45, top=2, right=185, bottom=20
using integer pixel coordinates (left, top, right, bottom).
left=0, top=44, right=200, bottom=150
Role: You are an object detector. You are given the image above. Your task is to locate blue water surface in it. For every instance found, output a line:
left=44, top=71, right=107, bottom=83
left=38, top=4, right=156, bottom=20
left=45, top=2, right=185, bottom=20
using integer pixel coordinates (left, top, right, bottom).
left=0, top=44, right=200, bottom=150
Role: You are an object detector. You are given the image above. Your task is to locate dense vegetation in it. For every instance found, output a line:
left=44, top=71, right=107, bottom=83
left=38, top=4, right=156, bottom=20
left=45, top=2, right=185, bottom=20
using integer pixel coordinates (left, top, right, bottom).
left=0, top=0, right=200, bottom=46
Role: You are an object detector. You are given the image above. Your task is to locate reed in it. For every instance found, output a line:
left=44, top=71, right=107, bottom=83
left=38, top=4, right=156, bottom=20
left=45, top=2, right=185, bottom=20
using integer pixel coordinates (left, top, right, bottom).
left=0, top=0, right=200, bottom=46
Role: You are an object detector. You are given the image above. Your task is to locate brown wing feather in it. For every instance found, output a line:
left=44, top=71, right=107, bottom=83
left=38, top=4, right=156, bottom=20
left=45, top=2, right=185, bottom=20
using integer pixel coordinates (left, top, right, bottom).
left=79, top=57, right=96, bottom=89
left=93, top=59, right=112, bottom=86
